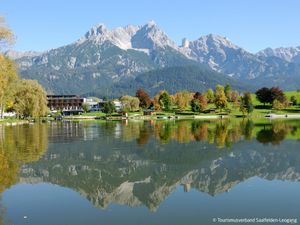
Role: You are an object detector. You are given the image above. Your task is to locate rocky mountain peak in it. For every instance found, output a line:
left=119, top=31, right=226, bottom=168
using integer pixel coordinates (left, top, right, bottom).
left=85, top=23, right=108, bottom=38
left=131, top=20, right=177, bottom=50
left=257, top=46, right=300, bottom=62
left=198, top=34, right=239, bottom=50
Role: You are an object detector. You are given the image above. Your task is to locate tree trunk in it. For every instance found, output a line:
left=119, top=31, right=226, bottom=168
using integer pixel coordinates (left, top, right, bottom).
left=0, top=97, right=3, bottom=119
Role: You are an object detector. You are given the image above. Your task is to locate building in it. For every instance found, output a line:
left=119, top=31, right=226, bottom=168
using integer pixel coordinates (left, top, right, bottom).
left=84, top=98, right=100, bottom=112
left=47, top=95, right=84, bottom=115
left=113, top=99, right=122, bottom=112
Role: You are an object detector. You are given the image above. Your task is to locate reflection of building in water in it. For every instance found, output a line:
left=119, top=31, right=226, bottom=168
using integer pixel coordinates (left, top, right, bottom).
left=48, top=122, right=84, bottom=142
left=48, top=122, right=100, bottom=142
left=114, top=123, right=122, bottom=139
left=82, top=125, right=100, bottom=141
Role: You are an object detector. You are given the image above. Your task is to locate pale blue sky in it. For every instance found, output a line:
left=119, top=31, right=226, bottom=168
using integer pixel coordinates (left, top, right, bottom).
left=1, top=0, right=300, bottom=53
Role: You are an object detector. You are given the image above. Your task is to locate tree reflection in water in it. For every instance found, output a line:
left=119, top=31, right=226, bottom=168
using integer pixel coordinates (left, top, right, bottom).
left=113, top=119, right=298, bottom=147
left=0, top=124, right=48, bottom=223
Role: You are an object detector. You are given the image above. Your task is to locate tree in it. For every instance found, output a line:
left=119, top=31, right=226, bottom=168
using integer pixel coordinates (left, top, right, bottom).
left=214, top=85, right=227, bottom=111
left=174, top=91, right=192, bottom=110
left=13, top=80, right=48, bottom=118
left=136, top=88, right=152, bottom=109
left=191, top=92, right=207, bottom=112
left=224, top=84, right=232, bottom=101
left=206, top=88, right=214, bottom=103
left=290, top=96, right=297, bottom=106
left=255, top=87, right=272, bottom=105
left=270, top=87, right=286, bottom=103
left=82, top=103, right=90, bottom=113
left=272, top=99, right=285, bottom=111
left=240, top=92, right=253, bottom=115
left=0, top=16, right=15, bottom=51
left=120, top=95, right=140, bottom=112
left=0, top=16, right=17, bottom=119
left=102, top=101, right=115, bottom=115
left=0, top=55, right=18, bottom=118
left=256, top=87, right=286, bottom=105
left=158, top=90, right=172, bottom=111
left=230, top=91, right=239, bottom=102
left=153, top=94, right=161, bottom=110
left=191, top=99, right=200, bottom=112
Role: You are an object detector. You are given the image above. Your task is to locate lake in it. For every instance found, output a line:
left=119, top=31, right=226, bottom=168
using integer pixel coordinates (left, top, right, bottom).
left=0, top=119, right=300, bottom=225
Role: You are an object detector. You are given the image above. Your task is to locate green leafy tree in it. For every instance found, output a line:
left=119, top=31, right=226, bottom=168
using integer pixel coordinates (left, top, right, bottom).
left=82, top=103, right=90, bottom=113
left=158, top=91, right=172, bottom=111
left=290, top=96, right=297, bottom=106
left=214, top=85, right=227, bottom=111
left=120, top=95, right=140, bottom=112
left=206, top=88, right=214, bottom=103
left=102, top=101, right=115, bottom=115
left=191, top=99, right=200, bottom=112
left=224, top=84, right=232, bottom=101
left=240, top=92, right=253, bottom=115
left=13, top=80, right=48, bottom=118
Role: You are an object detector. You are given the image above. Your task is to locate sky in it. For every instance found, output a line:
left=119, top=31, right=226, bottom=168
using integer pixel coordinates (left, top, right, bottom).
left=1, top=0, right=300, bottom=53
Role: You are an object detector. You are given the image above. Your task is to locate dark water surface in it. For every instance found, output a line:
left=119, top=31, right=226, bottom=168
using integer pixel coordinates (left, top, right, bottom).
left=0, top=119, right=300, bottom=225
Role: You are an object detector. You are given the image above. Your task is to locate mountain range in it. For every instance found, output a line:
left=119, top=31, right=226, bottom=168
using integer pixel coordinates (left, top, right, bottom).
left=6, top=21, right=300, bottom=97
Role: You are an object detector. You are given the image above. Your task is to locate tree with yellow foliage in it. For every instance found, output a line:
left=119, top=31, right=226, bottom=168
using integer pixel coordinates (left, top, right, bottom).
left=0, top=55, right=18, bottom=118
left=214, top=85, right=228, bottom=112
left=0, top=16, right=14, bottom=50
left=13, top=80, right=48, bottom=118
left=174, top=91, right=192, bottom=110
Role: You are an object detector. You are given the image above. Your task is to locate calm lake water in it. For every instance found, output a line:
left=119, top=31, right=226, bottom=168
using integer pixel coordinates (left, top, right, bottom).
left=0, top=119, right=300, bottom=225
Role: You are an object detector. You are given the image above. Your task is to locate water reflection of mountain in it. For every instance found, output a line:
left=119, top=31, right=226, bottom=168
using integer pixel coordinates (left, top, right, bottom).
left=17, top=120, right=300, bottom=211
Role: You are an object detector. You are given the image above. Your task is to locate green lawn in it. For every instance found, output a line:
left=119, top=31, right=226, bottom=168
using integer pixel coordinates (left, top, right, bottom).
left=81, top=112, right=106, bottom=117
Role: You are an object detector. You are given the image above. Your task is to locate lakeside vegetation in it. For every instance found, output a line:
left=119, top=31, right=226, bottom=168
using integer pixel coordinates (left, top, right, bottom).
left=77, top=86, right=300, bottom=120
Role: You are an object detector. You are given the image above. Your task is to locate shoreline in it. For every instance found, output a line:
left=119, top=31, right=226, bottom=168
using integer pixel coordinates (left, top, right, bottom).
left=1, top=113, right=300, bottom=125
left=62, top=113, right=300, bottom=121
